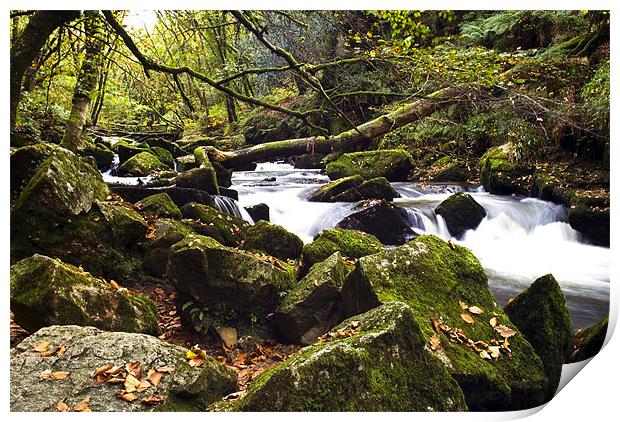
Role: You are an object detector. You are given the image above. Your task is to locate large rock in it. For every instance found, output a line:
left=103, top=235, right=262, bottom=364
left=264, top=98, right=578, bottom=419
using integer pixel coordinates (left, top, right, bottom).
left=308, top=175, right=398, bottom=202
left=145, top=137, right=188, bottom=158
left=175, top=167, right=219, bottom=195
left=245, top=203, right=269, bottom=222
left=242, top=220, right=303, bottom=260
left=336, top=199, right=414, bottom=245
left=428, top=156, right=472, bottom=182
left=181, top=202, right=249, bottom=247
left=117, top=151, right=170, bottom=177
left=342, top=235, right=548, bottom=410
left=167, top=234, right=295, bottom=319
left=150, top=146, right=175, bottom=168
left=435, top=192, right=487, bottom=238
left=504, top=274, right=573, bottom=401
left=13, top=198, right=147, bottom=281
left=11, top=255, right=159, bottom=335
left=10, top=325, right=237, bottom=411
left=479, top=143, right=531, bottom=195
left=221, top=302, right=467, bottom=411
left=136, top=193, right=182, bottom=220
left=569, top=315, right=608, bottom=362
left=301, top=228, right=383, bottom=272
left=326, top=149, right=414, bottom=181
left=142, top=218, right=195, bottom=277
left=10, top=142, right=55, bottom=202
left=81, top=142, right=115, bottom=171
left=274, top=252, right=347, bottom=344
left=115, top=140, right=149, bottom=164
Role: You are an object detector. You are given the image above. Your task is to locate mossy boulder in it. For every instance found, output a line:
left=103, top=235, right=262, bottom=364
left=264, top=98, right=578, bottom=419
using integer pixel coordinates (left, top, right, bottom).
left=10, top=325, right=237, bottom=411
left=326, top=149, right=414, bottom=182
left=274, top=252, right=347, bottom=345
left=145, top=137, right=188, bottom=158
left=569, top=315, right=608, bottom=362
left=479, top=143, right=531, bottom=195
left=308, top=175, right=398, bottom=202
left=175, top=167, right=219, bottom=195
left=567, top=200, right=609, bottom=247
left=13, top=199, right=147, bottom=281
left=10, top=142, right=55, bottom=202
left=150, top=146, right=175, bottom=168
left=435, top=192, right=487, bottom=238
left=504, top=274, right=573, bottom=401
left=242, top=220, right=303, bottom=260
left=10, top=255, right=159, bottom=335
left=167, top=234, right=295, bottom=320
left=114, top=140, right=149, bottom=163
left=136, top=193, right=182, bottom=220
left=142, top=218, right=195, bottom=277
left=301, top=228, right=383, bottom=272
left=212, top=161, right=233, bottom=188
left=81, top=142, right=115, bottom=171
left=117, top=151, right=170, bottom=177
left=222, top=302, right=467, bottom=411
left=428, top=156, right=472, bottom=182
left=336, top=199, right=414, bottom=245
left=342, top=235, right=548, bottom=410
left=180, top=202, right=249, bottom=247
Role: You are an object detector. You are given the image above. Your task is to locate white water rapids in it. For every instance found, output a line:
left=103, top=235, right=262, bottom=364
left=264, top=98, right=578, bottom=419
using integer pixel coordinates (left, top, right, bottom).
left=232, top=163, right=609, bottom=329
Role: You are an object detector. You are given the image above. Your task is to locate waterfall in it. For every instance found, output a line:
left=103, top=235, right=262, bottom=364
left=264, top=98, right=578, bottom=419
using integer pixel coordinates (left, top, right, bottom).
left=213, top=195, right=254, bottom=223
left=101, top=154, right=153, bottom=186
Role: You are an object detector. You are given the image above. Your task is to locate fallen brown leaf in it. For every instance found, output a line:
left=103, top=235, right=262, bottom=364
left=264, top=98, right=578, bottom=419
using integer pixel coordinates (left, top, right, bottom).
left=147, top=369, right=163, bottom=386
left=429, top=334, right=442, bottom=351
left=125, top=361, right=141, bottom=379
left=39, top=369, right=52, bottom=380
left=494, top=325, right=517, bottom=338
left=459, top=300, right=469, bottom=310
left=56, top=402, right=69, bottom=412
left=50, top=371, right=70, bottom=380
left=91, top=363, right=113, bottom=377
left=34, top=342, right=51, bottom=353
left=116, top=391, right=138, bottom=402
left=460, top=313, right=475, bottom=324
left=489, top=317, right=498, bottom=327
left=74, top=397, right=90, bottom=412
left=468, top=306, right=484, bottom=315
left=124, top=374, right=141, bottom=393
left=156, top=366, right=174, bottom=373
left=141, top=395, right=165, bottom=406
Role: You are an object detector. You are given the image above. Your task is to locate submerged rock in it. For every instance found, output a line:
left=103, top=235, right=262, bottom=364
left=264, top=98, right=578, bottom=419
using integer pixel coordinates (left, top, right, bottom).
left=220, top=302, right=467, bottom=411
left=569, top=315, right=608, bottom=362
left=478, top=143, right=531, bottom=195
left=10, top=255, right=159, bottom=335
left=10, top=325, right=237, bottom=411
left=136, top=193, right=182, bottom=220
left=180, top=202, right=249, bottom=247
left=167, top=234, right=295, bottom=319
left=117, top=151, right=171, bottom=177
left=301, top=228, right=383, bottom=271
left=435, top=192, right=487, bottom=238
left=326, top=149, right=415, bottom=181
left=504, top=274, right=573, bottom=401
left=342, top=235, right=548, bottom=410
left=274, top=252, right=347, bottom=344
left=336, top=199, right=414, bottom=245
left=242, top=220, right=303, bottom=261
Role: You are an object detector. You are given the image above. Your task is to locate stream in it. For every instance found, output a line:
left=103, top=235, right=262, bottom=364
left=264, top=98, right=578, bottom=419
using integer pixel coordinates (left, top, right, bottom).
left=232, top=163, right=610, bottom=330
left=102, top=157, right=610, bottom=330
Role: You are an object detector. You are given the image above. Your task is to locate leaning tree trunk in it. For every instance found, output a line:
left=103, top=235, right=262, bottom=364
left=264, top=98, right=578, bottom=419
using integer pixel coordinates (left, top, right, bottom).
left=10, top=10, right=80, bottom=131
left=61, top=11, right=105, bottom=152
left=201, top=85, right=464, bottom=168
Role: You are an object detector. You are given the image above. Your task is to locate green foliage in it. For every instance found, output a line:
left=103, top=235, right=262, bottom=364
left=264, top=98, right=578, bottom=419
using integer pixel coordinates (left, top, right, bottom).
left=579, top=60, right=609, bottom=130
left=370, top=10, right=455, bottom=49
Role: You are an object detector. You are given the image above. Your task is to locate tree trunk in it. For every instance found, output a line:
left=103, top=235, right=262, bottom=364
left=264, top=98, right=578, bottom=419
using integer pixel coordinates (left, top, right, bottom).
left=201, top=85, right=463, bottom=168
left=61, top=11, right=105, bottom=152
left=10, top=10, right=80, bottom=130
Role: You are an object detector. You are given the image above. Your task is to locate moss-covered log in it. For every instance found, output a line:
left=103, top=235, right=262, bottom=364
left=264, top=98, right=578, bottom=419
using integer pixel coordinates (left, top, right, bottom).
left=199, top=85, right=464, bottom=168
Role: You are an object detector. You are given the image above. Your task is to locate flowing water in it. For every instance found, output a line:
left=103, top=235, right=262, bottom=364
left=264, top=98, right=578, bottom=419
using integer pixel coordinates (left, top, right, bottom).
left=232, top=162, right=610, bottom=329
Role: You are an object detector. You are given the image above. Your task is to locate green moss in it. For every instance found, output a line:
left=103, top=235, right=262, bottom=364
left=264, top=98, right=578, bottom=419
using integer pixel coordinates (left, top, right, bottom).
left=168, top=234, right=295, bottom=318
left=150, top=146, right=175, bottom=167
left=478, top=143, right=532, bottom=195
left=181, top=202, right=249, bottom=247
left=570, top=315, right=608, bottom=362
left=301, top=228, right=383, bottom=272
left=341, top=235, right=548, bottom=410
left=117, top=151, right=170, bottom=177
left=505, top=274, right=573, bottom=401
left=326, top=149, right=415, bottom=181
left=11, top=254, right=160, bottom=335
left=230, top=302, right=467, bottom=411
left=136, top=193, right=182, bottom=220
left=242, top=220, right=303, bottom=260
left=175, top=166, right=219, bottom=195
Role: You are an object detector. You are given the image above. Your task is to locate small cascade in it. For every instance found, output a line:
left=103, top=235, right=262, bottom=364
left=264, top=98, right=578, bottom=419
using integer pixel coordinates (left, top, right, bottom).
left=101, top=154, right=153, bottom=186
left=213, top=195, right=254, bottom=223
left=402, top=208, right=450, bottom=238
